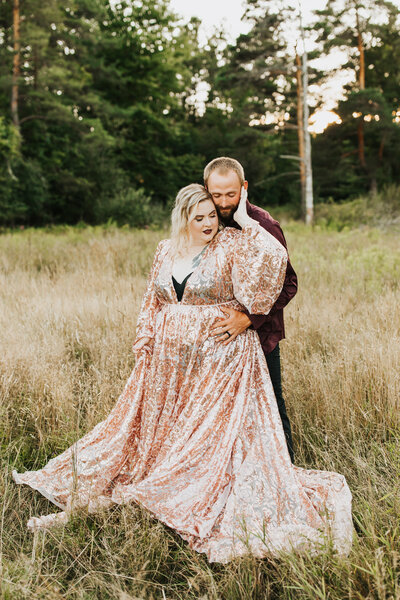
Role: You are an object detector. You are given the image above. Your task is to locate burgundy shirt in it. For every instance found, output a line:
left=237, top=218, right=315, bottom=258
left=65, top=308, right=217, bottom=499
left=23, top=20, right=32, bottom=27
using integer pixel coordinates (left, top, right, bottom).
left=228, top=200, right=298, bottom=355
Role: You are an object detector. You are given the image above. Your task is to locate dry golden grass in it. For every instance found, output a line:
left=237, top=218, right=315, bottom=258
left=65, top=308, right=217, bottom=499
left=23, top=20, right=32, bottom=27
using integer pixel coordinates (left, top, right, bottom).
left=0, top=223, right=399, bottom=599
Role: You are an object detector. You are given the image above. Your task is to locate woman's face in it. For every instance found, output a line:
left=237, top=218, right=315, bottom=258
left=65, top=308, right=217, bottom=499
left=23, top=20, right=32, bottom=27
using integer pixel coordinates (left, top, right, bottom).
left=188, top=199, right=219, bottom=246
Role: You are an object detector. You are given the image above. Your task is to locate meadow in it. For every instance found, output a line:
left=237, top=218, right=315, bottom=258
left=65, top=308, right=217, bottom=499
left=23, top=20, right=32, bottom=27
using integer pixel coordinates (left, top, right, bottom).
left=0, top=222, right=399, bottom=599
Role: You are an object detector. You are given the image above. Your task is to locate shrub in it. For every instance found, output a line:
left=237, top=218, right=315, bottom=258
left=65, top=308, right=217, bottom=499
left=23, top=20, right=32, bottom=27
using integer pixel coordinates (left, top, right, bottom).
left=96, top=188, right=169, bottom=228
left=315, top=185, right=400, bottom=231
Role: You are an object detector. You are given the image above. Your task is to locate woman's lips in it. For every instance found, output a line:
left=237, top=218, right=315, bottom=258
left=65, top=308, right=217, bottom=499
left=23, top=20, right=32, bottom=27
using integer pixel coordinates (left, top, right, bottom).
left=203, top=229, right=212, bottom=234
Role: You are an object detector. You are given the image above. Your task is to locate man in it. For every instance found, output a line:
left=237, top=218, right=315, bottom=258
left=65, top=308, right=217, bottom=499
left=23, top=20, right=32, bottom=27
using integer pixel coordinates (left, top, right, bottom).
left=205, top=156, right=297, bottom=462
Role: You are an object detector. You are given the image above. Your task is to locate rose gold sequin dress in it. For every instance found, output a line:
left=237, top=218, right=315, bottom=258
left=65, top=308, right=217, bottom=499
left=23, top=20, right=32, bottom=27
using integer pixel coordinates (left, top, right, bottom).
left=13, top=224, right=353, bottom=563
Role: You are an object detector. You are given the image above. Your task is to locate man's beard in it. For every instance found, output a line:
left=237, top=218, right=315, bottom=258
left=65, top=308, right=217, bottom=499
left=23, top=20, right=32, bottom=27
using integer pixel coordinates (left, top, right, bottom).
left=216, top=206, right=236, bottom=224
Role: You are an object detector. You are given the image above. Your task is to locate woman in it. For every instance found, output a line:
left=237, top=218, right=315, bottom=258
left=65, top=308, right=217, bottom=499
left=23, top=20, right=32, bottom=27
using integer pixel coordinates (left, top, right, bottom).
left=13, top=184, right=353, bottom=563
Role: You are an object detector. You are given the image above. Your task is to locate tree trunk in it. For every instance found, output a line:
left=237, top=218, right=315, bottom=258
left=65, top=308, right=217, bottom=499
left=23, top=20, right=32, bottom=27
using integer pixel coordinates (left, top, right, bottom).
left=295, top=52, right=306, bottom=218
left=298, top=4, right=313, bottom=226
left=378, top=136, right=385, bottom=163
left=357, top=32, right=365, bottom=89
left=356, top=7, right=366, bottom=168
left=357, top=120, right=366, bottom=168
left=302, top=51, right=313, bottom=226
left=11, top=0, right=21, bottom=131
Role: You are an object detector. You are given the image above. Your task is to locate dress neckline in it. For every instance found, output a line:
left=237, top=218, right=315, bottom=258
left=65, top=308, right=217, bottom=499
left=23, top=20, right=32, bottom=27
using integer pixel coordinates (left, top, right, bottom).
left=172, top=272, right=193, bottom=303
left=168, top=234, right=219, bottom=304
left=172, top=272, right=193, bottom=287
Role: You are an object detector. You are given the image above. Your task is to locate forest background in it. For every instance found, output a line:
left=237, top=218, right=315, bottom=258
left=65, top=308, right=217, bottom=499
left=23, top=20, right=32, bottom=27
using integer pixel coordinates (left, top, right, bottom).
left=1, top=0, right=400, bottom=227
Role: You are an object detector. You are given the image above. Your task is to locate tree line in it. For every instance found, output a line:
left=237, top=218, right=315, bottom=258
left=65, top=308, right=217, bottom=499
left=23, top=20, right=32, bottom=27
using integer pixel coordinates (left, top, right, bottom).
left=0, top=0, right=399, bottom=226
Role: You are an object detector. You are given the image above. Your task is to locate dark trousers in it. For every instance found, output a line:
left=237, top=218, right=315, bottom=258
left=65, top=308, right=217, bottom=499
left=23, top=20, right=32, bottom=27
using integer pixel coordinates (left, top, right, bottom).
left=265, top=343, right=294, bottom=463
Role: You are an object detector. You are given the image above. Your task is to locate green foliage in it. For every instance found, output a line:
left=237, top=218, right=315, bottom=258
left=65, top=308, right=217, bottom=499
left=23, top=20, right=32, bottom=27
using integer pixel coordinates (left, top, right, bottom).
left=0, top=119, right=22, bottom=224
left=315, top=184, right=400, bottom=230
left=311, top=0, right=400, bottom=199
left=96, top=188, right=169, bottom=228
left=199, top=0, right=307, bottom=208
left=0, top=0, right=208, bottom=225
left=0, top=0, right=400, bottom=225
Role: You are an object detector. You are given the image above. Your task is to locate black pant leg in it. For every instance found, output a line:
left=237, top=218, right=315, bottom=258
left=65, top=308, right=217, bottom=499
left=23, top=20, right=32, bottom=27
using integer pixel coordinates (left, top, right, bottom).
left=265, top=343, right=294, bottom=463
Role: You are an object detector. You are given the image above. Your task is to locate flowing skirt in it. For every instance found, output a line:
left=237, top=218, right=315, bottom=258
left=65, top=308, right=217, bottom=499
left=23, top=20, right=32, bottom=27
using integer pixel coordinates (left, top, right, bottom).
left=13, top=302, right=353, bottom=563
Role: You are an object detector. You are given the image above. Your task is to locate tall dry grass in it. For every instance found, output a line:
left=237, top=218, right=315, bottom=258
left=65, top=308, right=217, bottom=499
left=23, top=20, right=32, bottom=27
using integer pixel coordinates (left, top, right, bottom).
left=0, top=223, right=399, bottom=599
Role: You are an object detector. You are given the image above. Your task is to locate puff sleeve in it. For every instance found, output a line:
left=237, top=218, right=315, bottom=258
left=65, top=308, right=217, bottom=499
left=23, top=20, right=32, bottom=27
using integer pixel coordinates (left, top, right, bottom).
left=134, top=239, right=168, bottom=343
left=232, top=222, right=288, bottom=315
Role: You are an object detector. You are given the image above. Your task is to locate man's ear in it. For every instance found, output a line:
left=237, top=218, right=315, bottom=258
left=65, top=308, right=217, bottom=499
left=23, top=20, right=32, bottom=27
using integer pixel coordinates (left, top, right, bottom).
left=243, top=180, right=248, bottom=191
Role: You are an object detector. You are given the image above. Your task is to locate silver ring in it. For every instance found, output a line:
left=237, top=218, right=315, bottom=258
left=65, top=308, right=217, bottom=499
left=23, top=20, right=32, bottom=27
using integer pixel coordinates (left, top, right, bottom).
left=226, top=331, right=231, bottom=338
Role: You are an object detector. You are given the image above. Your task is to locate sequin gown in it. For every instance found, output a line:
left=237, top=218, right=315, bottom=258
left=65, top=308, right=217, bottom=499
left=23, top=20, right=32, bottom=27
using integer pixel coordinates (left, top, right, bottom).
left=13, top=224, right=353, bottom=563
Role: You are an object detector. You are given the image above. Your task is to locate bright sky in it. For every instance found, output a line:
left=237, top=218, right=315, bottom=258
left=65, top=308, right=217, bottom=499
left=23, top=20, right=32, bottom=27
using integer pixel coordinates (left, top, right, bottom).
left=169, top=0, right=400, bottom=116
left=170, top=0, right=400, bottom=43
left=170, top=0, right=321, bottom=44
left=169, top=0, right=347, bottom=111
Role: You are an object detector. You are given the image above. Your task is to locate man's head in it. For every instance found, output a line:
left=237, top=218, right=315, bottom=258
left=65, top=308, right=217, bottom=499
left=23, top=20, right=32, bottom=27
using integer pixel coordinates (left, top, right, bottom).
left=203, top=157, right=248, bottom=224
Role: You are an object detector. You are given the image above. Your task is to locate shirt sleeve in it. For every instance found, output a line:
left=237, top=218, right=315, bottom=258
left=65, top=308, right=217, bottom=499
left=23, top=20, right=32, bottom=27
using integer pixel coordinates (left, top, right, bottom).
left=134, top=239, right=168, bottom=342
left=267, top=226, right=298, bottom=313
left=232, top=222, right=288, bottom=315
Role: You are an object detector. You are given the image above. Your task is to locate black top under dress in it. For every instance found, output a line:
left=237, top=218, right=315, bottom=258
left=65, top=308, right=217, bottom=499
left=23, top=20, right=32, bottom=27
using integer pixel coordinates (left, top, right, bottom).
left=172, top=272, right=193, bottom=302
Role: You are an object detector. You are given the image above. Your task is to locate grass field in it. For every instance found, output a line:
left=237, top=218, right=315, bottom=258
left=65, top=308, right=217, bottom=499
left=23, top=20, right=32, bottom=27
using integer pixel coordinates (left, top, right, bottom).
left=0, top=222, right=399, bottom=599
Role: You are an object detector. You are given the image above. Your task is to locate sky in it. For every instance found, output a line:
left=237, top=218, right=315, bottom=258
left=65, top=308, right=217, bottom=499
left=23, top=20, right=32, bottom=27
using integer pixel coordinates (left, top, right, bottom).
left=170, top=0, right=320, bottom=44
left=169, top=0, right=400, bottom=115
left=170, top=0, right=400, bottom=43
left=169, top=0, right=348, bottom=111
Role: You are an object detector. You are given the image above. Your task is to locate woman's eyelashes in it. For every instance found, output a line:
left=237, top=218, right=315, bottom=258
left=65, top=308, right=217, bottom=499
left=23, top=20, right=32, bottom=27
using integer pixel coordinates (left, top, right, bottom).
left=195, top=213, right=217, bottom=222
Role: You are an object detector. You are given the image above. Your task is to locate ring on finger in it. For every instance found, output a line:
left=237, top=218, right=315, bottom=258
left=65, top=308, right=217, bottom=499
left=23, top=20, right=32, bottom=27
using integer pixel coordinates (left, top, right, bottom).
left=226, top=331, right=231, bottom=338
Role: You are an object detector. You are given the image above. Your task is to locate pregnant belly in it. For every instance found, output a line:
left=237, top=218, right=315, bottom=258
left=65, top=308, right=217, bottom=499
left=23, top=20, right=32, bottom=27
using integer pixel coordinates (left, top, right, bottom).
left=156, top=302, right=240, bottom=345
left=153, top=301, right=256, bottom=374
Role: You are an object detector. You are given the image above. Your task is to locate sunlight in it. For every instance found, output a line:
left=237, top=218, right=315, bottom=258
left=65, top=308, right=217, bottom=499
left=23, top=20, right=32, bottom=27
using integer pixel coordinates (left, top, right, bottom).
left=308, top=109, right=342, bottom=134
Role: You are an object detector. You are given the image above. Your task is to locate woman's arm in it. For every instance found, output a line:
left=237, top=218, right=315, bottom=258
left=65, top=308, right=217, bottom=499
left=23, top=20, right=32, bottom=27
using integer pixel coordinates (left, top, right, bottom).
left=231, top=188, right=288, bottom=315
left=133, top=239, right=168, bottom=351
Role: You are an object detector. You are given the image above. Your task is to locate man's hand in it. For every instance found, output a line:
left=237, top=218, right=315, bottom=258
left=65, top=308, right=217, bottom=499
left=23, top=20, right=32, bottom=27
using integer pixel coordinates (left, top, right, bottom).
left=209, top=307, right=251, bottom=345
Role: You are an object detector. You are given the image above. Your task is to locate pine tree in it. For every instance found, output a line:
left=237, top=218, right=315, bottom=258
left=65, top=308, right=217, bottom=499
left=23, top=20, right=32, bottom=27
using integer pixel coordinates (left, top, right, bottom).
left=205, top=0, right=320, bottom=211
left=312, top=0, right=400, bottom=193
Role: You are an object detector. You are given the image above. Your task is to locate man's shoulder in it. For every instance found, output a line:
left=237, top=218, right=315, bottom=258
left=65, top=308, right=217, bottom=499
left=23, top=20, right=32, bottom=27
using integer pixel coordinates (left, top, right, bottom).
left=247, top=202, right=281, bottom=232
left=247, top=201, right=288, bottom=249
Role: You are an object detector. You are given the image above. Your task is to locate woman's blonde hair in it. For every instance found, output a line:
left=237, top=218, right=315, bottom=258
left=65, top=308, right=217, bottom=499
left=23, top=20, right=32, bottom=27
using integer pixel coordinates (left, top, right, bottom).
left=170, top=184, right=218, bottom=257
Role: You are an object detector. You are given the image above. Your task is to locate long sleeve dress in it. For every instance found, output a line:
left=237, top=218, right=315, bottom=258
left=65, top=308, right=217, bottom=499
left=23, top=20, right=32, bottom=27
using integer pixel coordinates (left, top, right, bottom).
left=12, top=223, right=353, bottom=563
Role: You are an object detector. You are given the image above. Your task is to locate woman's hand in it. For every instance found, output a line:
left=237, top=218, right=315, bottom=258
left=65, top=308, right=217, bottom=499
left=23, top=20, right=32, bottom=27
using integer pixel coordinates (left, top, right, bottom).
left=233, top=187, right=257, bottom=228
left=132, top=336, right=152, bottom=354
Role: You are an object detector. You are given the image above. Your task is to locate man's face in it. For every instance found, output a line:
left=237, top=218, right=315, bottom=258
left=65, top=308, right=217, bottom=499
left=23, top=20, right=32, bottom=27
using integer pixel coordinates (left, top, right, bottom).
left=207, top=170, right=247, bottom=224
